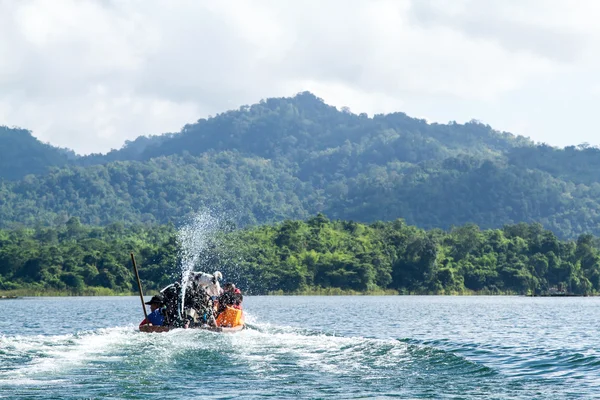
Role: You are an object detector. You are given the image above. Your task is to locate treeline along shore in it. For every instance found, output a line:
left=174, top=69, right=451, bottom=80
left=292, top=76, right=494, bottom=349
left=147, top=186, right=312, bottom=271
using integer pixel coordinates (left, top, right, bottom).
left=1, top=214, right=599, bottom=296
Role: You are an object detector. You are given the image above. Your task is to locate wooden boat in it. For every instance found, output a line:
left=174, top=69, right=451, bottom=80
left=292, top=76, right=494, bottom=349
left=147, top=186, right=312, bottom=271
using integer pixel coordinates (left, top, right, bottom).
left=139, top=306, right=245, bottom=333
left=130, top=255, right=245, bottom=335
left=139, top=324, right=245, bottom=333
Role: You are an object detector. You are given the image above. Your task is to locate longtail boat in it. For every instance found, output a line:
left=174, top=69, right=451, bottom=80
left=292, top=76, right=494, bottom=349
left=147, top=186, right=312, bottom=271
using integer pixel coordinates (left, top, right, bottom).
left=139, top=305, right=245, bottom=333
left=139, top=324, right=245, bottom=333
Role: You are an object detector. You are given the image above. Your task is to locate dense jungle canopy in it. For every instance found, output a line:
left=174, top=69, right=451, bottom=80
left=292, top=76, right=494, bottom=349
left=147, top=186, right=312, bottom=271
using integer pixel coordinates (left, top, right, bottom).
left=1, top=216, right=598, bottom=296
left=1, top=92, right=600, bottom=294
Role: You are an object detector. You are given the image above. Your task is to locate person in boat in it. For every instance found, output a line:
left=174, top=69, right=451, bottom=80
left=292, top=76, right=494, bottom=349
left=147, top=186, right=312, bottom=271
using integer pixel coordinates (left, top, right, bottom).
left=159, top=283, right=181, bottom=327
left=139, top=294, right=165, bottom=327
left=183, top=279, right=217, bottom=328
left=216, top=282, right=243, bottom=315
left=214, top=283, right=244, bottom=328
left=151, top=271, right=223, bottom=329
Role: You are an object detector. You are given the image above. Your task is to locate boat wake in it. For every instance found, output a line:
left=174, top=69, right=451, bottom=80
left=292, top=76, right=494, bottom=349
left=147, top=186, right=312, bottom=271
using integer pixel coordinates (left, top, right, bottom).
left=0, top=326, right=138, bottom=384
left=2, top=313, right=597, bottom=399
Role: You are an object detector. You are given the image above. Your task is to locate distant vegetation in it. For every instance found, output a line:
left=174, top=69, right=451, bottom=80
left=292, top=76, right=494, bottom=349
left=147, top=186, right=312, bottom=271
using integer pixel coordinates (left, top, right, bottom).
left=2, top=92, right=600, bottom=296
left=1, top=216, right=599, bottom=296
left=2, top=92, right=600, bottom=239
left=0, top=126, right=73, bottom=180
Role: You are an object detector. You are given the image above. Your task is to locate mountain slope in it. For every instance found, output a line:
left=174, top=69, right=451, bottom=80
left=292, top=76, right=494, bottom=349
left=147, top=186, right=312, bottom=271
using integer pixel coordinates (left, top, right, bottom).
left=0, top=126, right=73, bottom=180
left=74, top=92, right=530, bottom=166
left=1, top=92, right=599, bottom=239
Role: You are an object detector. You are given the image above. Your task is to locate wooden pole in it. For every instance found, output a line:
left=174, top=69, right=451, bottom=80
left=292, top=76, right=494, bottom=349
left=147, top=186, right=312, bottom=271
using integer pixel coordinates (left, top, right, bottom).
left=131, top=253, right=148, bottom=321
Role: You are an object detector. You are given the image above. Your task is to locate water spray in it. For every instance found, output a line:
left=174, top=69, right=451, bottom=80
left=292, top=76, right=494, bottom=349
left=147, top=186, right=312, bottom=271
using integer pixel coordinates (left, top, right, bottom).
left=176, top=211, right=223, bottom=315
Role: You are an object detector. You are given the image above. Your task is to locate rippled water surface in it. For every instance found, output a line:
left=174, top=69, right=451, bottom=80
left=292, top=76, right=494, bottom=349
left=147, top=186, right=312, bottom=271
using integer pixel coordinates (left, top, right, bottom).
left=1, top=296, right=599, bottom=399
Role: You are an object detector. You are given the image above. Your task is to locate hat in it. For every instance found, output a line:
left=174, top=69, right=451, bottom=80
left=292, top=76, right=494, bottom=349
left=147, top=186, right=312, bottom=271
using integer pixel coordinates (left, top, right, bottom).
left=145, top=294, right=164, bottom=305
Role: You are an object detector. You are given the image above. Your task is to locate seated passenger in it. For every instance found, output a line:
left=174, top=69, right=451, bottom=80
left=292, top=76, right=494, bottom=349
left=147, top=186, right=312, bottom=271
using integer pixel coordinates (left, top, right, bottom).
left=217, top=282, right=243, bottom=315
left=215, top=283, right=244, bottom=327
left=139, top=294, right=165, bottom=326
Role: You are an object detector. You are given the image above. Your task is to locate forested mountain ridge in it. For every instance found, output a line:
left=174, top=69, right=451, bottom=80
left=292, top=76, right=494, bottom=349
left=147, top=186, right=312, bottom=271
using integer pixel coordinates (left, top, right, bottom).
left=0, top=126, right=73, bottom=180
left=1, top=92, right=600, bottom=239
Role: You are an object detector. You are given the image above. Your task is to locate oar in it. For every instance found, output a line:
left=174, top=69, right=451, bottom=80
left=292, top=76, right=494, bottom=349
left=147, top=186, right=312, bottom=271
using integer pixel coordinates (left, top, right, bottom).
left=131, top=253, right=148, bottom=322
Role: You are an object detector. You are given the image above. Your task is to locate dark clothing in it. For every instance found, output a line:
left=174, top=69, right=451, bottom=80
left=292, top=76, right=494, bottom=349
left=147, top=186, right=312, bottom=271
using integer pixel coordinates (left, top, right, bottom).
left=145, top=294, right=164, bottom=305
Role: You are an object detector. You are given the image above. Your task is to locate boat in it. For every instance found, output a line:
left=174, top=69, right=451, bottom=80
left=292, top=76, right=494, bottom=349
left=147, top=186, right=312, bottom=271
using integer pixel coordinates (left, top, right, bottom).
left=139, top=305, right=245, bottom=333
left=139, top=323, right=245, bottom=333
left=130, top=254, right=245, bottom=334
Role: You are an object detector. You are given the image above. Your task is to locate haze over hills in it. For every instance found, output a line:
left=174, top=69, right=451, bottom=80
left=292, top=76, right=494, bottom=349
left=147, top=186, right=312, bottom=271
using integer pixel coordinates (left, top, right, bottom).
left=1, top=92, right=600, bottom=239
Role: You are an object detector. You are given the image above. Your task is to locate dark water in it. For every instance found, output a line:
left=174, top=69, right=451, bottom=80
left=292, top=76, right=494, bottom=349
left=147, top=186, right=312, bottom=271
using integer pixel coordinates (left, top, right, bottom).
left=1, top=296, right=599, bottom=399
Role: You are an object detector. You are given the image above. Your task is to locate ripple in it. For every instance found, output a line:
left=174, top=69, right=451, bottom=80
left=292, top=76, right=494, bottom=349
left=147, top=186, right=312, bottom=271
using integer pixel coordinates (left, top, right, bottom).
left=3, top=296, right=600, bottom=398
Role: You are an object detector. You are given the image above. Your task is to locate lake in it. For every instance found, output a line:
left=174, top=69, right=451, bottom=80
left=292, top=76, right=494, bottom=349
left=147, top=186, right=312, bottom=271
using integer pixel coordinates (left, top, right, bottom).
left=1, top=295, right=599, bottom=399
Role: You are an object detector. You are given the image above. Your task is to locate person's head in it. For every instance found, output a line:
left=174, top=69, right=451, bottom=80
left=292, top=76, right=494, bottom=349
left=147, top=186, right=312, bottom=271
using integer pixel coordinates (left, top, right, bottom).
left=224, top=282, right=236, bottom=292
left=145, top=294, right=164, bottom=312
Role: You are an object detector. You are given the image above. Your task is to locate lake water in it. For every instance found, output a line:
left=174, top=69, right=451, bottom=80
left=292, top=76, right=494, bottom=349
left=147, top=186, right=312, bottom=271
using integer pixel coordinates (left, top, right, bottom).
left=1, top=296, right=599, bottom=399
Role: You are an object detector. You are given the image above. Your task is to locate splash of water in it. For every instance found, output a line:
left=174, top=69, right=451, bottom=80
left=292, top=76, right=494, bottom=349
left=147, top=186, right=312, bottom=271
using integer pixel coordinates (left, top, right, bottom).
left=176, top=211, right=225, bottom=314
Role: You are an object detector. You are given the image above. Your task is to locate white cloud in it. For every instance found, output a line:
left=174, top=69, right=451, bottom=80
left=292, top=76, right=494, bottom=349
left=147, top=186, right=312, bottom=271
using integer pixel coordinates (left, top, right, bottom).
left=0, top=0, right=599, bottom=154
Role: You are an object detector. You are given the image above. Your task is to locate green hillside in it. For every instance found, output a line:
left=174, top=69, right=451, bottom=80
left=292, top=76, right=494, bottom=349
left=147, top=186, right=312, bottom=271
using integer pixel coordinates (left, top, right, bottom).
left=1, top=217, right=599, bottom=296
left=0, top=126, right=73, bottom=180
left=1, top=92, right=600, bottom=238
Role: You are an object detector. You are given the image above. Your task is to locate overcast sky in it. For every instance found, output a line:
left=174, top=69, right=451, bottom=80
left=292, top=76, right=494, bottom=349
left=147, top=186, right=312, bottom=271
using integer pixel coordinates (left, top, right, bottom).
left=1, top=0, right=599, bottom=155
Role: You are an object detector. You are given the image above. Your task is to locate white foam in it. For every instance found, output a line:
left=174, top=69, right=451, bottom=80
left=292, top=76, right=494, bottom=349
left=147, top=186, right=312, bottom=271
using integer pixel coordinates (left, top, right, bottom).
left=229, top=322, right=409, bottom=376
left=0, top=377, right=67, bottom=386
left=0, top=326, right=137, bottom=381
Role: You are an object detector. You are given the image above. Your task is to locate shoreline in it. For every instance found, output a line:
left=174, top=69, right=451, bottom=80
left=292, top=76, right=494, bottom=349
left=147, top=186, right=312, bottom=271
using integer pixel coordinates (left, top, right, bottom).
left=4, top=291, right=587, bottom=297
left=0, top=287, right=591, bottom=297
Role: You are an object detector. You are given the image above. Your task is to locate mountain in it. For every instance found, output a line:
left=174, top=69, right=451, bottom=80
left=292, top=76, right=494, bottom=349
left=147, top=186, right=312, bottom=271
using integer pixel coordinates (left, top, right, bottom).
left=76, top=92, right=528, bottom=165
left=1, top=92, right=600, bottom=239
left=0, top=126, right=73, bottom=180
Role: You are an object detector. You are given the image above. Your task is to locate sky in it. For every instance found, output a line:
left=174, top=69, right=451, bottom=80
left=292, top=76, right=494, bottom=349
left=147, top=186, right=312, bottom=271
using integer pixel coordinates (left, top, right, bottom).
left=1, top=0, right=599, bottom=155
